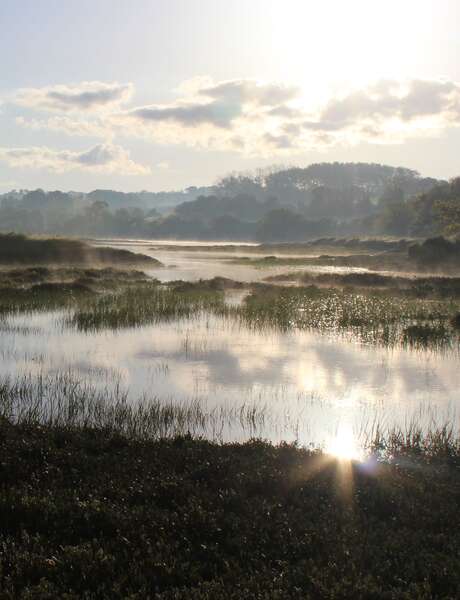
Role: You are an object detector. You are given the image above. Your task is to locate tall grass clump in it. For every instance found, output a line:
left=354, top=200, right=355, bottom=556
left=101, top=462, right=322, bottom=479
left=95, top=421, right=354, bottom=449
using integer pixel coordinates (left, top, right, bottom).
left=236, top=286, right=460, bottom=348
left=66, top=283, right=227, bottom=331
left=366, top=422, right=460, bottom=465
left=0, top=283, right=92, bottom=317
left=0, top=371, right=267, bottom=439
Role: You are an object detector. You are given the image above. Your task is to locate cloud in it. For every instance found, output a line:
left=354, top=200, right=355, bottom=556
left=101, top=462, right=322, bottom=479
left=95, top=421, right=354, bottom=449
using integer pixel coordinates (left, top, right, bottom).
left=122, top=79, right=296, bottom=130
left=199, top=79, right=299, bottom=107
left=16, top=116, right=110, bottom=138
left=303, top=79, right=460, bottom=138
left=156, top=161, right=170, bottom=169
left=114, top=78, right=302, bottom=154
left=11, top=77, right=460, bottom=157
left=0, top=143, right=150, bottom=175
left=119, top=78, right=297, bottom=131
left=262, top=132, right=295, bottom=150
left=16, top=81, right=133, bottom=113
left=116, top=77, right=460, bottom=155
left=128, top=99, right=241, bottom=129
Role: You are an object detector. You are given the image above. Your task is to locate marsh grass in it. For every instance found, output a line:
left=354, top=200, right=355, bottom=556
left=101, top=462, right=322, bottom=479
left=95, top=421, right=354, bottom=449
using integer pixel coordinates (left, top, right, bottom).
left=402, top=324, right=451, bottom=348
left=66, top=283, right=228, bottom=331
left=0, top=283, right=93, bottom=317
left=365, top=421, right=460, bottom=464
left=0, top=232, right=160, bottom=266
left=236, top=286, right=460, bottom=348
left=1, top=369, right=458, bottom=464
left=2, top=274, right=459, bottom=349
left=265, top=270, right=460, bottom=299
left=0, top=267, right=152, bottom=320
left=60, top=279, right=460, bottom=349
left=0, top=371, right=269, bottom=439
left=228, top=252, right=411, bottom=272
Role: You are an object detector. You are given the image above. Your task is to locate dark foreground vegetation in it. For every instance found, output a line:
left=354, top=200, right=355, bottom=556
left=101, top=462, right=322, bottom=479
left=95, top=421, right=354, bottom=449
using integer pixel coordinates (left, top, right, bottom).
left=0, top=233, right=160, bottom=267
left=1, top=422, right=459, bottom=599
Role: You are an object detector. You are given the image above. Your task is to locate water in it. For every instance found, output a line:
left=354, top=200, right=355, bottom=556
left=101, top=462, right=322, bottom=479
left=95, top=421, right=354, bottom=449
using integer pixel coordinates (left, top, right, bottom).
left=1, top=306, right=458, bottom=449
left=1, top=240, right=459, bottom=451
left=90, top=238, right=370, bottom=283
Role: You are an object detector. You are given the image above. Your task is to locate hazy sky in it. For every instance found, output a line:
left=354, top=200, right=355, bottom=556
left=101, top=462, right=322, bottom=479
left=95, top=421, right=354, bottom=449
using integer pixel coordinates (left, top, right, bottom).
left=1, top=0, right=460, bottom=192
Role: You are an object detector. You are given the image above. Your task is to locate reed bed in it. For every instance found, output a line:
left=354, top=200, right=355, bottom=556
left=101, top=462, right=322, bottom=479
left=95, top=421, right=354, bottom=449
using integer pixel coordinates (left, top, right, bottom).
left=0, top=283, right=91, bottom=317
left=366, top=421, right=460, bottom=463
left=59, top=281, right=460, bottom=349
left=0, top=371, right=268, bottom=440
left=66, top=283, right=227, bottom=331
left=2, top=278, right=459, bottom=350
left=236, top=286, right=460, bottom=348
left=1, top=370, right=458, bottom=461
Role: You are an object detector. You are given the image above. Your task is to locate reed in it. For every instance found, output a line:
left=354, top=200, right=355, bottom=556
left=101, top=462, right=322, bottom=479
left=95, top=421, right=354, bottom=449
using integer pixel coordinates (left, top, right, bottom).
left=0, top=371, right=268, bottom=440
left=235, top=286, right=460, bottom=348
left=67, top=283, right=227, bottom=331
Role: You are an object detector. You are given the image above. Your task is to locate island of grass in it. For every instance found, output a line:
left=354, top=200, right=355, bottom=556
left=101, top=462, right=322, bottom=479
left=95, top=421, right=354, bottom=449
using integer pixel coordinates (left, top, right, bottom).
left=1, top=420, right=459, bottom=598
left=264, top=270, right=460, bottom=298
left=225, top=236, right=460, bottom=275
left=1, top=272, right=459, bottom=349
left=0, top=233, right=162, bottom=267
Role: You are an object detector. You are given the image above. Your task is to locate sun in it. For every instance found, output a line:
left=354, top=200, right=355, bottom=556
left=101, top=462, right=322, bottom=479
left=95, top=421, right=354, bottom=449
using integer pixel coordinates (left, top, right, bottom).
left=265, top=0, right=419, bottom=97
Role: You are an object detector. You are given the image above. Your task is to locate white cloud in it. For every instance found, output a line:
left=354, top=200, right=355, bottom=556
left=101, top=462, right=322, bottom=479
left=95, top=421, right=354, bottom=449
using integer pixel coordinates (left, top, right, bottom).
left=113, top=77, right=301, bottom=155
left=301, top=79, right=460, bottom=143
left=16, top=116, right=110, bottom=138
left=11, top=77, right=460, bottom=156
left=199, top=79, right=299, bottom=108
left=116, top=78, right=460, bottom=155
left=0, top=143, right=150, bottom=175
left=122, top=79, right=298, bottom=132
left=15, top=81, right=133, bottom=113
left=128, top=99, right=241, bottom=129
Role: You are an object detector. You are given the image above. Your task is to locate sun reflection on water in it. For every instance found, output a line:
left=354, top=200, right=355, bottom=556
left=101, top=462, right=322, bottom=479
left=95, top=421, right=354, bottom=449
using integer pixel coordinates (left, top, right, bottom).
left=327, top=423, right=363, bottom=461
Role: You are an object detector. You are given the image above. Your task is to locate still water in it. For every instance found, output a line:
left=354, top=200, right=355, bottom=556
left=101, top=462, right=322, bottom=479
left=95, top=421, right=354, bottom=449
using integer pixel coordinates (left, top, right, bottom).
left=1, top=240, right=458, bottom=452
left=91, top=238, right=371, bottom=282
left=1, top=310, right=459, bottom=452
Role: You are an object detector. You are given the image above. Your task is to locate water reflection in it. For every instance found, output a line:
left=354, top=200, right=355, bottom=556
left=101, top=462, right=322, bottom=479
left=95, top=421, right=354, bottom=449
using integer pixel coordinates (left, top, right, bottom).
left=93, top=239, right=370, bottom=283
left=1, top=309, right=458, bottom=445
left=326, top=422, right=364, bottom=461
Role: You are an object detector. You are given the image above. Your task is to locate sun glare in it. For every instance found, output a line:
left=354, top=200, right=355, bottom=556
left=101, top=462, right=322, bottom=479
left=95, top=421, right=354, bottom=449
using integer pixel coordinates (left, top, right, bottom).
left=327, top=423, right=363, bottom=461
left=266, top=0, right=426, bottom=96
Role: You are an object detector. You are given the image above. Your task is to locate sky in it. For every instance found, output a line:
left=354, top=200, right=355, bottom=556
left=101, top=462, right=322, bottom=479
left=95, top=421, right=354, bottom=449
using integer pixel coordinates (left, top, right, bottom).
left=1, top=0, right=460, bottom=192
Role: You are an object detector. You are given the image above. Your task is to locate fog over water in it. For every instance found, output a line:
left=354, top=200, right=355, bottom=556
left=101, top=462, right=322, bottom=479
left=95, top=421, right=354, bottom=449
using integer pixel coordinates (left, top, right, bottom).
left=92, top=238, right=373, bottom=283
left=1, top=240, right=458, bottom=448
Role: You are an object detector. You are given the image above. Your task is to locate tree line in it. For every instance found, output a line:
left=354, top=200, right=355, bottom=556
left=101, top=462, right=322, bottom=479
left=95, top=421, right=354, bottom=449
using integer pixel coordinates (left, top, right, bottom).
left=1, top=163, right=458, bottom=241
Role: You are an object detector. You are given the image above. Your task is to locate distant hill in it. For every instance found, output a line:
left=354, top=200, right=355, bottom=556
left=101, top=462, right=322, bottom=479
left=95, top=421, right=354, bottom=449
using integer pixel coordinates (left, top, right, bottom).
left=0, top=162, right=453, bottom=241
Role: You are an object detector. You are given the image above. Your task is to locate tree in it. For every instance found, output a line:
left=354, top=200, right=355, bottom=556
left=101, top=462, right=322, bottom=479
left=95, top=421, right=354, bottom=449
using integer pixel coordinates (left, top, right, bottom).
left=435, top=198, right=460, bottom=236
left=256, top=209, right=313, bottom=242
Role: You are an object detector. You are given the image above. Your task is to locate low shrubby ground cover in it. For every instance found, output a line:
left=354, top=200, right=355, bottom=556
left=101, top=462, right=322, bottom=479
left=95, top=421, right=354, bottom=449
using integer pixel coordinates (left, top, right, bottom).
left=0, top=421, right=459, bottom=599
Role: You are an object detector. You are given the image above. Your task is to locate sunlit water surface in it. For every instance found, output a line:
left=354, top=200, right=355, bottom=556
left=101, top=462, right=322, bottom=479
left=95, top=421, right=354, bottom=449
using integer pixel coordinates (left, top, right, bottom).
left=91, top=238, right=372, bottom=283
left=1, top=308, right=458, bottom=450
left=1, top=240, right=459, bottom=453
